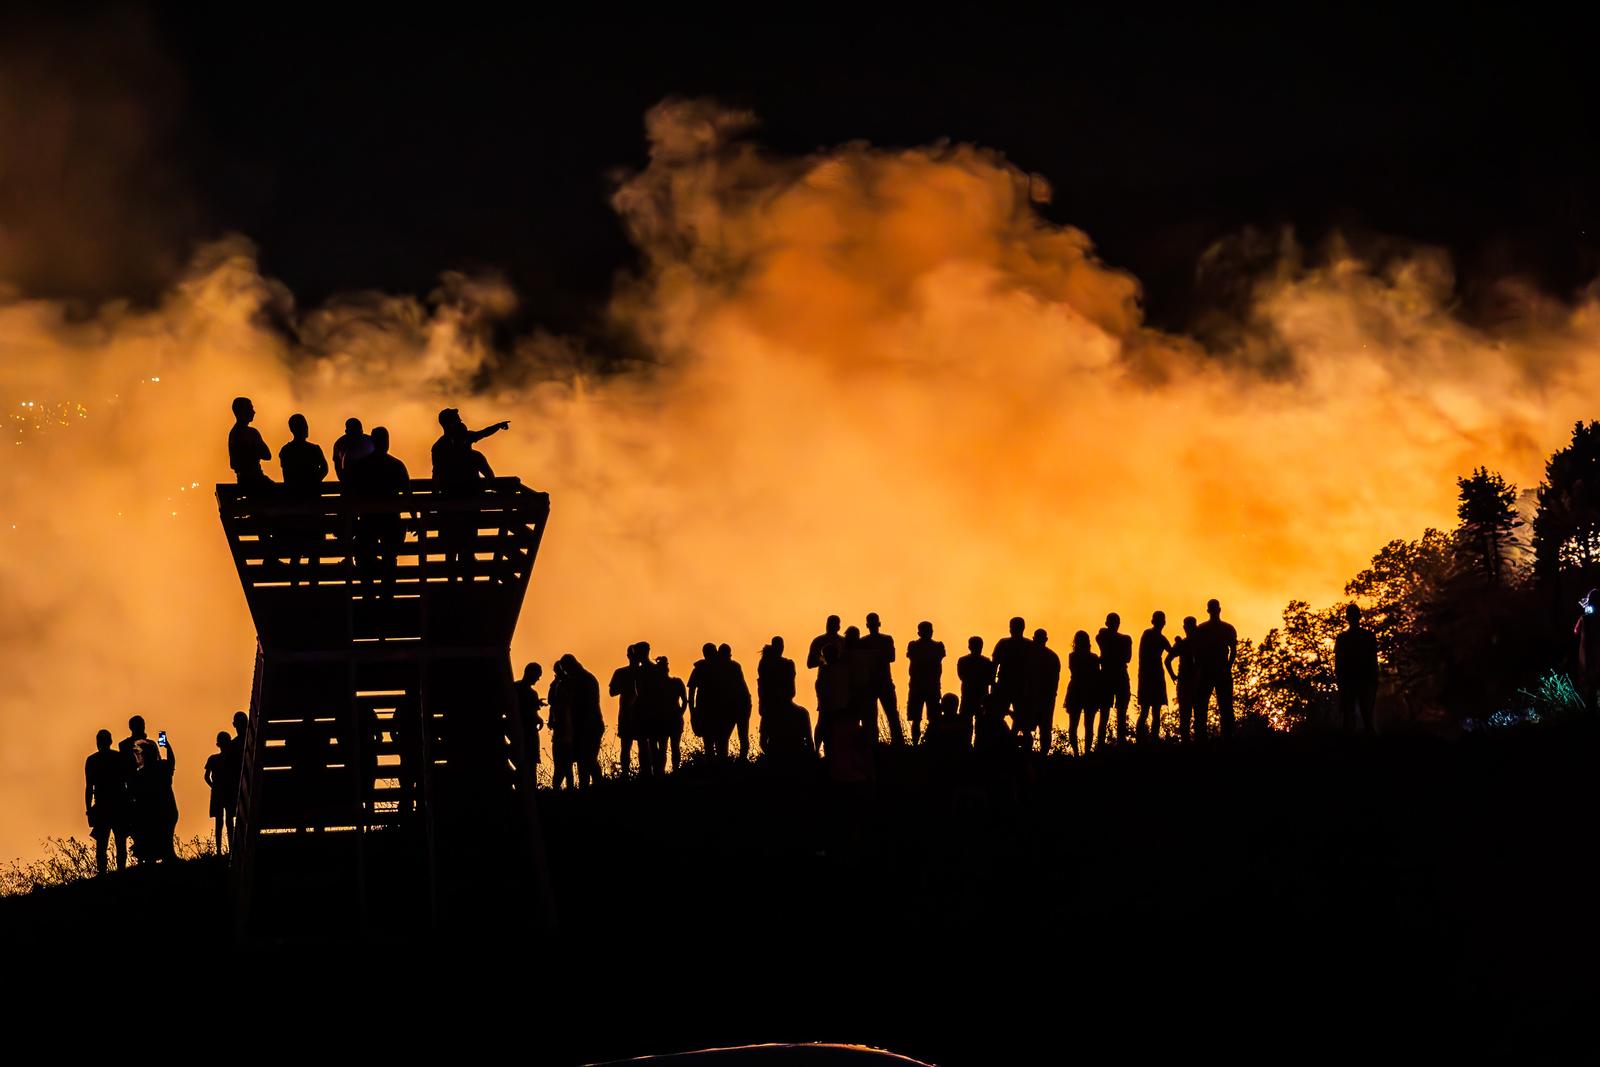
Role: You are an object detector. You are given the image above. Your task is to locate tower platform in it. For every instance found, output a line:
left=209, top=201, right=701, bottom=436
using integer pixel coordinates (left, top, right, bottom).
left=216, top=477, right=552, bottom=940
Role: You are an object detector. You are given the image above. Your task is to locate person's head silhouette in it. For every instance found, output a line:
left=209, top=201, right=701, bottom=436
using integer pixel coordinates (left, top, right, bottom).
left=1033, top=628, right=1049, bottom=645
left=1009, top=617, right=1025, bottom=638
left=232, top=711, right=248, bottom=735
left=770, top=635, right=785, bottom=655
left=1073, top=630, right=1090, bottom=653
left=718, top=643, right=732, bottom=659
left=656, top=655, right=670, bottom=671
left=637, top=641, right=652, bottom=661
left=345, top=417, right=363, bottom=436
left=1207, top=599, right=1222, bottom=620
left=96, top=729, right=112, bottom=752
left=845, top=626, right=861, bottom=643
left=216, top=730, right=230, bottom=751
left=1346, top=603, right=1362, bottom=626
left=918, top=621, right=933, bottom=639
left=288, top=413, right=309, bottom=441
left=968, top=636, right=984, bottom=653
left=371, top=426, right=391, bottom=454
left=128, top=714, right=146, bottom=738
left=1183, top=615, right=1197, bottom=636
left=825, top=614, right=840, bottom=634
left=866, top=613, right=882, bottom=634
left=1151, top=610, right=1166, bottom=630
left=520, top=662, right=542, bottom=684
left=231, top=397, right=254, bottom=424
left=1105, top=612, right=1121, bottom=633
left=702, top=642, right=716, bottom=660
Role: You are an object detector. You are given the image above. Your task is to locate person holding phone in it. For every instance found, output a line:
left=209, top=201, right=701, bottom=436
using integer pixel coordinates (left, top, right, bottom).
left=130, top=732, right=178, bottom=863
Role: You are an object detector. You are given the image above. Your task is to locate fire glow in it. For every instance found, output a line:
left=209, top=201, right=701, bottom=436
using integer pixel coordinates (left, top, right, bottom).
left=2, top=100, right=1599, bottom=858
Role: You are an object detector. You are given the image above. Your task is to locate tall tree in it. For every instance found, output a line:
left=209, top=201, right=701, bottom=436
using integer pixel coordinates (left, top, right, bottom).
left=1533, top=421, right=1600, bottom=583
left=1455, top=467, right=1522, bottom=588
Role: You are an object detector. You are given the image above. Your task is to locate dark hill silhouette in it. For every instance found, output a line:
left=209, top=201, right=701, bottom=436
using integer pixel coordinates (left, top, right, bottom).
left=6, top=726, right=1597, bottom=1065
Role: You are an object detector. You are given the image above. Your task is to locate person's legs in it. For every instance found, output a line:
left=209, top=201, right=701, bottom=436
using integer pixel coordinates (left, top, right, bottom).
left=1115, top=682, right=1131, bottom=743
left=93, top=828, right=108, bottom=876
left=736, top=718, right=750, bottom=760
left=1067, top=708, right=1082, bottom=754
left=1339, top=688, right=1356, bottom=734
left=214, top=813, right=224, bottom=854
left=1361, top=684, right=1378, bottom=735
left=1193, top=686, right=1211, bottom=742
left=878, top=684, right=905, bottom=745
left=670, top=731, right=681, bottom=771
left=114, top=830, right=127, bottom=872
left=1217, top=676, right=1235, bottom=741
left=1038, top=703, right=1056, bottom=755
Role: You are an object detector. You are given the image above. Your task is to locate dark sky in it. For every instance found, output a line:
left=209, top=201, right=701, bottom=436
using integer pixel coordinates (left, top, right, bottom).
left=10, top=7, right=1600, bottom=334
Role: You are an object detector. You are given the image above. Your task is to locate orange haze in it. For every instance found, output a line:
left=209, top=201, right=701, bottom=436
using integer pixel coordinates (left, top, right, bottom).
left=3, top=99, right=1599, bottom=861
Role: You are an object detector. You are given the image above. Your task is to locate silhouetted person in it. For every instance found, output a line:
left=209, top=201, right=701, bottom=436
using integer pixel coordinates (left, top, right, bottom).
left=905, top=621, right=945, bottom=746
left=1168, top=616, right=1199, bottom=742
left=611, top=644, right=644, bottom=777
left=84, top=729, right=127, bottom=875
left=1137, top=612, right=1173, bottom=742
left=863, top=613, right=905, bottom=745
left=1577, top=589, right=1600, bottom=713
left=992, top=617, right=1031, bottom=732
left=658, top=656, right=688, bottom=772
left=1096, top=614, right=1134, bottom=744
left=223, top=711, right=247, bottom=846
left=277, top=413, right=330, bottom=577
left=633, top=641, right=671, bottom=776
left=808, top=615, right=844, bottom=737
left=204, top=731, right=232, bottom=854
left=1194, top=599, right=1238, bottom=741
left=431, top=407, right=508, bottom=484
left=430, top=407, right=508, bottom=572
left=843, top=626, right=879, bottom=741
left=348, top=426, right=412, bottom=593
left=228, top=396, right=272, bottom=488
left=547, top=658, right=577, bottom=790
left=1020, top=629, right=1061, bottom=754
left=130, top=733, right=177, bottom=863
left=815, top=642, right=853, bottom=758
left=1335, top=604, right=1379, bottom=735
left=333, top=417, right=374, bottom=481
left=560, top=655, right=604, bottom=788
left=278, top=413, right=329, bottom=486
left=721, top=643, right=753, bottom=759
left=1065, top=631, right=1101, bottom=756
left=758, top=637, right=797, bottom=753
left=514, top=662, right=545, bottom=776
left=956, top=636, right=994, bottom=746
left=688, top=643, right=723, bottom=758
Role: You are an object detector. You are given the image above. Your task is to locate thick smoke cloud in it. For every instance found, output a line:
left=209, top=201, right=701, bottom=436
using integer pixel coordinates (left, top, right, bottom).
left=4, top=98, right=1600, bottom=860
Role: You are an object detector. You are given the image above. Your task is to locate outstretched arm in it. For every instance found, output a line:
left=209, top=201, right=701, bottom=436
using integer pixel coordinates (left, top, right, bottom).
left=467, top=422, right=510, bottom=443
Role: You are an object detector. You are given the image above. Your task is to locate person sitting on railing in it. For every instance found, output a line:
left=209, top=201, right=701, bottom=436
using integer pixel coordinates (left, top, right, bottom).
left=348, top=426, right=413, bottom=593
left=228, top=397, right=273, bottom=489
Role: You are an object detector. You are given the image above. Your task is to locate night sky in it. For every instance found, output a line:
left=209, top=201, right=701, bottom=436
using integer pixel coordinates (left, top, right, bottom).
left=9, top=7, right=1599, bottom=330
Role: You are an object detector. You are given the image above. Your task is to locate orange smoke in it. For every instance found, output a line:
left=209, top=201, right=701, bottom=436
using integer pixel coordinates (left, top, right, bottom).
left=3, top=99, right=1600, bottom=861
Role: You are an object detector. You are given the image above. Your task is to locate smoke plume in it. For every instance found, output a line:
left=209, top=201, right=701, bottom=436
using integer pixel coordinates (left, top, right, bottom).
left=4, top=97, right=1599, bottom=859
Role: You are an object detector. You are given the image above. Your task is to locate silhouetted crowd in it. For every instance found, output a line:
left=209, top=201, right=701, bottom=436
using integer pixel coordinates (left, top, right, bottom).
left=513, top=601, right=1383, bottom=789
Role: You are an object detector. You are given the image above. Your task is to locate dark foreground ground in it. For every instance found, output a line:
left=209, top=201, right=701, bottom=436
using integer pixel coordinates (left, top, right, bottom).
left=6, top=725, right=1598, bottom=1063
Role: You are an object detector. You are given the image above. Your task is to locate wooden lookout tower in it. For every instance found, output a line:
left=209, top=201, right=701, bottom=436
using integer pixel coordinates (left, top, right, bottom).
left=217, top=477, right=552, bottom=939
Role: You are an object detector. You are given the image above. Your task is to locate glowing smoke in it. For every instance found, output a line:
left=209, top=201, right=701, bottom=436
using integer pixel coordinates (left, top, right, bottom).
left=4, top=97, right=1600, bottom=860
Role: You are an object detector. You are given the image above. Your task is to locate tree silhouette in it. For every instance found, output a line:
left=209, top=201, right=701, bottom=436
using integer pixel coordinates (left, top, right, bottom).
left=1455, top=467, right=1523, bottom=588
left=1533, top=421, right=1600, bottom=584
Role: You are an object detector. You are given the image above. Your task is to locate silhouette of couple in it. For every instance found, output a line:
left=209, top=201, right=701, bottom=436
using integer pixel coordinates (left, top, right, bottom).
left=84, top=716, right=180, bottom=873
left=688, top=643, right=752, bottom=761
left=613, top=644, right=690, bottom=775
